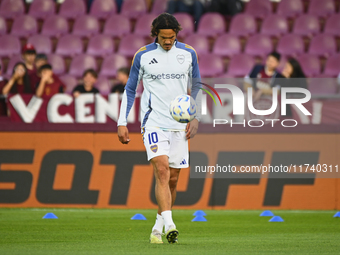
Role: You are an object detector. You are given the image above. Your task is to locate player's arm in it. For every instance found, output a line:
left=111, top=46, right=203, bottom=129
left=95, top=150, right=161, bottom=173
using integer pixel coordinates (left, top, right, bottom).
left=117, top=51, right=143, bottom=144
left=186, top=50, right=202, bottom=139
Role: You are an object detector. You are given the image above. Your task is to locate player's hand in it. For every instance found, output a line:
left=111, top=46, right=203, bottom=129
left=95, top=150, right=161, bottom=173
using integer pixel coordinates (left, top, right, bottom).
left=185, top=118, right=198, bottom=140
left=118, top=126, right=130, bottom=144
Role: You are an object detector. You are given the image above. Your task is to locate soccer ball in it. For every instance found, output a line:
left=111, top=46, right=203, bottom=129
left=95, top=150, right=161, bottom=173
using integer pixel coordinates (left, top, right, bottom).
left=169, top=94, right=197, bottom=123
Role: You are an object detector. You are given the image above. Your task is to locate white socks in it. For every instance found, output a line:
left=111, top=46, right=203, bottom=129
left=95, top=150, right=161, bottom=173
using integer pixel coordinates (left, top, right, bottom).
left=152, top=214, right=164, bottom=233
left=161, top=210, right=175, bottom=231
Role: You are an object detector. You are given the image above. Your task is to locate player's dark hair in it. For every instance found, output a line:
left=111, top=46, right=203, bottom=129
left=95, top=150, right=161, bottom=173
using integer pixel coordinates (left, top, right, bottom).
left=117, top=67, right=129, bottom=76
left=11, top=62, right=32, bottom=93
left=83, top=69, right=98, bottom=79
left=268, top=51, right=281, bottom=62
left=151, top=13, right=182, bottom=37
left=287, top=58, right=306, bottom=78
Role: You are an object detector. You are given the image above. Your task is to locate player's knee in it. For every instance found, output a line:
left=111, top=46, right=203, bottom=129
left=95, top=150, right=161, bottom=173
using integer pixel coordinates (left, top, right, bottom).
left=155, top=166, right=170, bottom=185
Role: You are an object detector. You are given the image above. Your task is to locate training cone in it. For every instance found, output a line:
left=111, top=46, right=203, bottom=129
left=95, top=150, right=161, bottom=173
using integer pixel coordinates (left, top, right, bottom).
left=192, top=216, right=207, bottom=222
left=269, top=216, right=284, bottom=222
left=131, top=214, right=147, bottom=220
left=260, top=210, right=274, bottom=217
left=193, top=210, right=207, bottom=216
left=42, top=213, right=58, bottom=219
left=333, top=211, right=340, bottom=217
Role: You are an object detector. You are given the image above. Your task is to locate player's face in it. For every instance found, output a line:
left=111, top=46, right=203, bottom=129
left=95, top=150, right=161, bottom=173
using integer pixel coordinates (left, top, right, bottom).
left=157, top=29, right=177, bottom=51
left=266, top=56, right=279, bottom=71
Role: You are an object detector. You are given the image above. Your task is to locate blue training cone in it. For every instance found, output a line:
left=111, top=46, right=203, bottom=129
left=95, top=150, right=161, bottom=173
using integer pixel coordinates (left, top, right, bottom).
left=192, top=215, right=207, bottom=222
left=260, top=210, right=274, bottom=217
left=131, top=214, right=147, bottom=220
left=42, top=213, right=58, bottom=219
left=269, top=216, right=284, bottom=222
left=193, top=210, right=207, bottom=216
left=333, top=211, right=340, bottom=217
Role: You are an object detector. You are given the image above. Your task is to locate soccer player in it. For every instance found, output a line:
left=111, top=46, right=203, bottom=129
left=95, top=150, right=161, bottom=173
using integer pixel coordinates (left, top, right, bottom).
left=117, top=13, right=201, bottom=244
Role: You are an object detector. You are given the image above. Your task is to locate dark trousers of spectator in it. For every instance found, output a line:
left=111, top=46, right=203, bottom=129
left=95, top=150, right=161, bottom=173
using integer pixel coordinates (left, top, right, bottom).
left=167, top=0, right=205, bottom=29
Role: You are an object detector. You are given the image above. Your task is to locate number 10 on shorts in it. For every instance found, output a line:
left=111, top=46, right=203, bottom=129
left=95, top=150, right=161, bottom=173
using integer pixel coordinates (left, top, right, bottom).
left=148, top=132, right=158, bottom=144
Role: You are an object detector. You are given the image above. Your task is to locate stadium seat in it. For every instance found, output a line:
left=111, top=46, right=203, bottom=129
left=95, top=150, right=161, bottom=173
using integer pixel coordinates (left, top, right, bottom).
left=244, top=34, right=273, bottom=58
left=197, top=13, right=226, bottom=37
left=199, top=54, right=224, bottom=78
left=86, top=34, right=114, bottom=57
left=48, top=54, right=66, bottom=75
left=323, top=54, right=340, bottom=77
left=103, top=15, right=131, bottom=38
left=27, top=35, right=53, bottom=54
left=212, top=34, right=241, bottom=58
left=173, top=13, right=194, bottom=38
left=184, top=34, right=209, bottom=55
left=89, top=0, right=117, bottom=19
left=308, top=0, right=335, bottom=18
left=0, top=16, right=7, bottom=35
left=118, top=34, right=146, bottom=57
left=151, top=0, right=168, bottom=15
left=324, top=14, right=340, bottom=37
left=60, top=74, right=78, bottom=94
left=308, top=34, right=337, bottom=58
left=96, top=76, right=112, bottom=95
left=134, top=14, right=157, bottom=37
left=28, top=0, right=56, bottom=20
left=229, top=14, right=256, bottom=37
left=69, top=54, right=97, bottom=77
left=245, top=0, right=272, bottom=19
left=120, top=0, right=147, bottom=19
left=72, top=15, right=100, bottom=38
left=277, top=34, right=304, bottom=57
left=308, top=77, right=337, bottom=94
left=0, top=0, right=25, bottom=19
left=41, top=15, right=69, bottom=37
left=0, top=35, right=21, bottom=57
left=10, top=15, right=38, bottom=38
left=99, top=54, right=129, bottom=78
left=55, top=35, right=83, bottom=57
left=226, top=54, right=255, bottom=77
left=261, top=14, right=289, bottom=37
left=6, top=55, right=23, bottom=76
left=59, top=0, right=86, bottom=19
left=292, top=14, right=320, bottom=37
left=277, top=0, right=304, bottom=18
left=297, top=54, right=321, bottom=77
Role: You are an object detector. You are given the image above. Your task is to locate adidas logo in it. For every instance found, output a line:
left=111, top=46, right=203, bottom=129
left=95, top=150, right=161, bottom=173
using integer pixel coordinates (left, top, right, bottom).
left=149, top=58, right=158, bottom=64
left=180, top=159, right=187, bottom=165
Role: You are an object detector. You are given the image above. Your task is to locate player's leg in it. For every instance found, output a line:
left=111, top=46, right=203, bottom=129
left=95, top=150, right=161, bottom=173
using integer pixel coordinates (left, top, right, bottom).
left=169, top=167, right=181, bottom=207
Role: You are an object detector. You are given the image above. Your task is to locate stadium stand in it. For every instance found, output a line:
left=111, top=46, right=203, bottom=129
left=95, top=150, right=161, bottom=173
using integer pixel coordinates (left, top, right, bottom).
left=0, top=0, right=25, bottom=19
left=229, top=13, right=257, bottom=37
left=184, top=34, right=210, bottom=55
left=198, top=53, right=224, bottom=77
left=260, top=14, right=289, bottom=38
left=89, top=0, right=117, bottom=19
left=0, top=35, right=21, bottom=57
left=197, top=13, right=226, bottom=37
left=99, top=54, right=129, bottom=78
left=11, top=15, right=38, bottom=38
left=212, top=34, right=241, bottom=58
left=28, top=0, right=56, bottom=20
left=55, top=34, right=84, bottom=57
left=72, top=15, right=100, bottom=38
left=86, top=34, right=115, bottom=57
left=244, top=0, right=272, bottom=19
left=69, top=54, right=97, bottom=77
left=27, top=35, right=53, bottom=55
left=103, top=15, right=131, bottom=38
left=173, top=13, right=194, bottom=37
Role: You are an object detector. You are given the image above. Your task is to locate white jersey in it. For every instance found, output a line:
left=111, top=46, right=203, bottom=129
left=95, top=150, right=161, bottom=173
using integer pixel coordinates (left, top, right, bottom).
left=117, top=39, right=202, bottom=130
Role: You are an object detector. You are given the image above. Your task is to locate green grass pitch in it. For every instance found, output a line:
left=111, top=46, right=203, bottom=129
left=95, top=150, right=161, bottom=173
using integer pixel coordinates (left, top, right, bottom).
left=0, top=209, right=339, bottom=255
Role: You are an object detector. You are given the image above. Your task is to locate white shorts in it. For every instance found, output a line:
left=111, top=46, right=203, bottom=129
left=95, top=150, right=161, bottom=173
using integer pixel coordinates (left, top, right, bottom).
left=142, top=127, right=189, bottom=168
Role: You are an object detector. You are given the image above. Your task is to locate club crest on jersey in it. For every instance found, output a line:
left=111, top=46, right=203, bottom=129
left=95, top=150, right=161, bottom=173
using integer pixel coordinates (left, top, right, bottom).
left=177, top=54, right=185, bottom=64
left=150, top=145, right=158, bottom=153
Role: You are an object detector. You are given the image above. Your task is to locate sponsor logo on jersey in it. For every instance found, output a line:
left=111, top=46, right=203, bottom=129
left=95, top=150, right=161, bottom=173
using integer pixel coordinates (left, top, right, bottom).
left=150, top=144, right=158, bottom=153
left=150, top=73, right=185, bottom=80
left=149, top=58, right=158, bottom=64
left=177, top=54, right=185, bottom=64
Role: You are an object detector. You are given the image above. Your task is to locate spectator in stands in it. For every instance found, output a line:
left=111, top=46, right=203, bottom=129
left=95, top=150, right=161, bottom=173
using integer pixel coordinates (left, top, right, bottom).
left=35, top=64, right=65, bottom=97
left=29, top=54, right=48, bottom=88
left=1, top=62, right=34, bottom=96
left=22, top=43, right=36, bottom=76
left=244, top=52, right=284, bottom=101
left=167, top=0, right=205, bottom=28
left=281, top=58, right=308, bottom=117
left=111, top=67, right=129, bottom=94
left=206, top=0, right=242, bottom=16
left=0, top=63, right=8, bottom=116
left=73, top=69, right=99, bottom=98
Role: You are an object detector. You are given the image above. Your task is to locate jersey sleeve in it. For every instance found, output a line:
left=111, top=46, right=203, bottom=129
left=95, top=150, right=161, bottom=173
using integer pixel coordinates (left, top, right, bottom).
left=189, top=49, right=202, bottom=121
left=117, top=50, right=144, bottom=126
